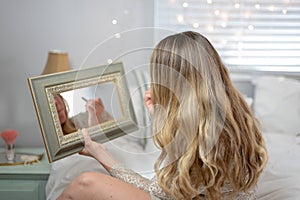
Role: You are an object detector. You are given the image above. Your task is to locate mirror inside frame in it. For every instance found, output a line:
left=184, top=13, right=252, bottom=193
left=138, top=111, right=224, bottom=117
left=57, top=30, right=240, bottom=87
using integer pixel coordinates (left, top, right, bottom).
left=28, top=62, right=138, bottom=162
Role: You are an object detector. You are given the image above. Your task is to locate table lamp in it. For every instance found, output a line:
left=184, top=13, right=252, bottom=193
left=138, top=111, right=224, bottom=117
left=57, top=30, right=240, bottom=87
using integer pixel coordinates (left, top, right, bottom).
left=42, top=50, right=71, bottom=75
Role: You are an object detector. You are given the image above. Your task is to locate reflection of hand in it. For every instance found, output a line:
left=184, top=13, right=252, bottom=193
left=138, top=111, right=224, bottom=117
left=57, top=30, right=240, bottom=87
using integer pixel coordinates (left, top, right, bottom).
left=79, top=129, right=119, bottom=171
left=85, top=98, right=105, bottom=126
left=144, top=90, right=154, bottom=115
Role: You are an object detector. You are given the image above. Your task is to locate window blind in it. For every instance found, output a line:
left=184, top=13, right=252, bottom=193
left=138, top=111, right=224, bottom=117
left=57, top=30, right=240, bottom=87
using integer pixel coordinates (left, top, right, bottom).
left=154, top=0, right=300, bottom=71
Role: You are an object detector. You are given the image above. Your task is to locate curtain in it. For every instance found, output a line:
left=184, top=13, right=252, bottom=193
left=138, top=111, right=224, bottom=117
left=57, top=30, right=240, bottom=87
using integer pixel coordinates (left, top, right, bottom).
left=154, top=0, right=300, bottom=71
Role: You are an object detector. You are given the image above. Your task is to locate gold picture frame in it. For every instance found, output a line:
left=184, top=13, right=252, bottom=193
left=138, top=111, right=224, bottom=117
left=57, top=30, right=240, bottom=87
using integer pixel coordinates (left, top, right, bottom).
left=28, top=62, right=138, bottom=162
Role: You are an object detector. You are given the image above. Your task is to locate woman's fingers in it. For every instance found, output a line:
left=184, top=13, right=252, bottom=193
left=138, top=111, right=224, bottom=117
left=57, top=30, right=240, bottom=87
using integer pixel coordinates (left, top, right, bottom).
left=79, top=129, right=92, bottom=156
left=79, top=148, right=89, bottom=156
left=86, top=98, right=104, bottom=115
left=96, top=98, right=104, bottom=107
left=78, top=129, right=118, bottom=171
left=82, top=129, right=91, bottom=144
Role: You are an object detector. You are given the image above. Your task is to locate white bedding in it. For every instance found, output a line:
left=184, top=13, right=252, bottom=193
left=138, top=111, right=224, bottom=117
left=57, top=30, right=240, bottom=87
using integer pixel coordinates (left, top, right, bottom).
left=257, top=132, right=300, bottom=200
left=46, top=135, right=159, bottom=200
left=45, top=131, right=300, bottom=200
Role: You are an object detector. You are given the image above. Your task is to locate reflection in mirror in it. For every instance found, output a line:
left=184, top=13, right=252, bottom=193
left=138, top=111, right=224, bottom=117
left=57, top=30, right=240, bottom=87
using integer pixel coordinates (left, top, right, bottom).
left=55, top=81, right=121, bottom=135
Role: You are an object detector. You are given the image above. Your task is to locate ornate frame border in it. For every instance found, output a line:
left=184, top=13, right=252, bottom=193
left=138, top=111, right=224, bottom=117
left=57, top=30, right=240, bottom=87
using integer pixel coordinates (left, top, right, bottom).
left=28, top=63, right=137, bottom=162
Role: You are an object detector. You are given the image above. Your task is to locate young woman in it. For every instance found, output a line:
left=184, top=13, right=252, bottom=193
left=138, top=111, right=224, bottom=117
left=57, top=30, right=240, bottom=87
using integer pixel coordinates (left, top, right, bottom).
left=58, top=31, right=267, bottom=199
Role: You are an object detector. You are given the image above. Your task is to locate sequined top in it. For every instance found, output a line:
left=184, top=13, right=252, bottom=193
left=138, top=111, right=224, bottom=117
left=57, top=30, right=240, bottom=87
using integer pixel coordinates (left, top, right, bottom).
left=109, top=165, right=256, bottom=200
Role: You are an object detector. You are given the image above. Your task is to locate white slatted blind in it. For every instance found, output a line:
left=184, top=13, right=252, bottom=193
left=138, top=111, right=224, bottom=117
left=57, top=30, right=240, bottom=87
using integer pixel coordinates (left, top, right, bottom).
left=154, top=0, right=300, bottom=71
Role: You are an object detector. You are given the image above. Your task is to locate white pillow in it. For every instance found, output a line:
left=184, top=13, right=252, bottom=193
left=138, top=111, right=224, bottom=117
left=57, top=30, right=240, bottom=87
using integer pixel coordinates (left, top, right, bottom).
left=253, top=76, right=300, bottom=135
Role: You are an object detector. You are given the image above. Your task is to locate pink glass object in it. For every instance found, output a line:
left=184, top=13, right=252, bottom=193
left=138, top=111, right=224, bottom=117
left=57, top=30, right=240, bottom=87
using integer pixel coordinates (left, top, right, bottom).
left=1, top=129, right=18, bottom=162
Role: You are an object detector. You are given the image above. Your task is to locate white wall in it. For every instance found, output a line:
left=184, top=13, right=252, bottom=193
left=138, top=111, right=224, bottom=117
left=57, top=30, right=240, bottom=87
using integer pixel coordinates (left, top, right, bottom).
left=0, top=0, right=154, bottom=147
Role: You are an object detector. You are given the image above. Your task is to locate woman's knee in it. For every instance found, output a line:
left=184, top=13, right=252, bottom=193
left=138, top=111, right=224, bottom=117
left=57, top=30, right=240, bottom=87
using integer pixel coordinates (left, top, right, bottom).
left=73, top=171, right=105, bottom=189
left=60, top=171, right=151, bottom=200
left=59, top=172, right=110, bottom=200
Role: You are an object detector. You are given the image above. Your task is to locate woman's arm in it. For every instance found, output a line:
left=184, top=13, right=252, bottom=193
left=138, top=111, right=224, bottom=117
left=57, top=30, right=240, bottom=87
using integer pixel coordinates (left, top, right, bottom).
left=79, top=129, right=119, bottom=171
left=79, top=130, right=173, bottom=199
left=109, top=164, right=151, bottom=192
left=79, top=129, right=153, bottom=192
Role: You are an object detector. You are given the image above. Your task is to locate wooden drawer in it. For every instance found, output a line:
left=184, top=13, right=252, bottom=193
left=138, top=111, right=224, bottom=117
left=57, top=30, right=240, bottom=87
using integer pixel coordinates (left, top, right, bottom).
left=0, top=180, right=47, bottom=200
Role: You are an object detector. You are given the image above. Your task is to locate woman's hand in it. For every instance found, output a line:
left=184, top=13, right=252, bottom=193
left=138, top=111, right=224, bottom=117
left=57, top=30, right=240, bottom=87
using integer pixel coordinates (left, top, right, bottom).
left=79, top=129, right=119, bottom=171
left=144, top=90, right=154, bottom=115
left=85, top=98, right=105, bottom=126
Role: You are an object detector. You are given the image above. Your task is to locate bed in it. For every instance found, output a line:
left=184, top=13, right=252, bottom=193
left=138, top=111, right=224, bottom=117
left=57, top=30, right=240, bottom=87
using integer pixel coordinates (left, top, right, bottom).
left=45, top=68, right=300, bottom=200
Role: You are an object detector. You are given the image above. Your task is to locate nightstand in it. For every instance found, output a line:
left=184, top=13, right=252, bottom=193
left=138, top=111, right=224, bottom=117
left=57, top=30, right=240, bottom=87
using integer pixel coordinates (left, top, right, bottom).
left=0, top=148, right=50, bottom=200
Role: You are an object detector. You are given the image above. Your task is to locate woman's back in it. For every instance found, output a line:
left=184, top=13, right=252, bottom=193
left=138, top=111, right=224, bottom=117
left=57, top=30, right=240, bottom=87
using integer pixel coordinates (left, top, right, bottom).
left=149, top=31, right=268, bottom=199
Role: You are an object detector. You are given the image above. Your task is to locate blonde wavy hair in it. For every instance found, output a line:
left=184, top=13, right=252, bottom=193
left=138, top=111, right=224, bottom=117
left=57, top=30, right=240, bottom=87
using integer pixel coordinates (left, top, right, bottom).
left=150, top=31, right=267, bottom=199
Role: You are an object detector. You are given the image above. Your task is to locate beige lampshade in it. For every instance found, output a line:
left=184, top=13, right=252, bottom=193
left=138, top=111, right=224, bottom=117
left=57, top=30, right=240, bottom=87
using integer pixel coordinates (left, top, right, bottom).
left=42, top=50, right=71, bottom=75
